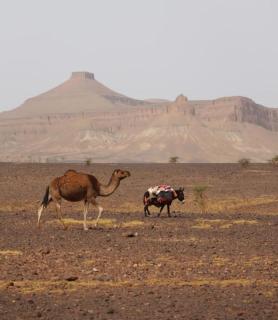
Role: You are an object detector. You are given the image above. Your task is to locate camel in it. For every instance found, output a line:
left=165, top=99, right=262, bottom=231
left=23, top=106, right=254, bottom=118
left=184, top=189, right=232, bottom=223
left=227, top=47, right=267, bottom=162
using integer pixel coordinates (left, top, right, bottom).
left=37, top=169, right=130, bottom=231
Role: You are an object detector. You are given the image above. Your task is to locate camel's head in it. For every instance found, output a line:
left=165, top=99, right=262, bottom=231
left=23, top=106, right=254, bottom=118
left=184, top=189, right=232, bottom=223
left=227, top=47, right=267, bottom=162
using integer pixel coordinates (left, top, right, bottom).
left=113, top=169, right=131, bottom=180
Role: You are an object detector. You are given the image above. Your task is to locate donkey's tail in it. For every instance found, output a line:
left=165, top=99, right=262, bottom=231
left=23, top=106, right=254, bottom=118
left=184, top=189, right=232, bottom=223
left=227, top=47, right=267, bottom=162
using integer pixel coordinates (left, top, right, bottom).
left=41, top=186, right=52, bottom=208
left=143, top=191, right=149, bottom=205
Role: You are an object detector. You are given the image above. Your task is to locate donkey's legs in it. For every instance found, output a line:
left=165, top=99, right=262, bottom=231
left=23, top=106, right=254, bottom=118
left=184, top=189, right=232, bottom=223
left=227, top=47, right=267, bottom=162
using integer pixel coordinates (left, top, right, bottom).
left=83, top=201, right=89, bottom=231
left=157, top=204, right=165, bottom=218
left=144, top=205, right=150, bottom=217
left=167, top=204, right=171, bottom=217
left=55, top=200, right=67, bottom=229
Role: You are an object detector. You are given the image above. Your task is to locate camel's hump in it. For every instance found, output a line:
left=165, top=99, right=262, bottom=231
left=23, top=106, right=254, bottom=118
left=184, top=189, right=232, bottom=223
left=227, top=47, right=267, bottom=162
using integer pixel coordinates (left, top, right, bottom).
left=64, top=169, right=78, bottom=176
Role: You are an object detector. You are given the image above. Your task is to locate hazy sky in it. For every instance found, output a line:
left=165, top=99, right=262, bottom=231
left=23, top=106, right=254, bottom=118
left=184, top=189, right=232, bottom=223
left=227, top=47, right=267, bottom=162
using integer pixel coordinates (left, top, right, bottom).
left=0, top=0, right=277, bottom=111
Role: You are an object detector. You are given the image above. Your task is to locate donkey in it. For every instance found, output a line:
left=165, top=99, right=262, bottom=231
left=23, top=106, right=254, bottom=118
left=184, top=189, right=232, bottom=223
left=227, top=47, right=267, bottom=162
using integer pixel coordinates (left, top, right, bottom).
left=143, top=187, right=185, bottom=217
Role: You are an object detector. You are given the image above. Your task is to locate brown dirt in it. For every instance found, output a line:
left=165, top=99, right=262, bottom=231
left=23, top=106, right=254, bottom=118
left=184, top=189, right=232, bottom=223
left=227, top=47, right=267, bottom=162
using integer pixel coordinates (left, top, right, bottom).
left=0, top=163, right=278, bottom=320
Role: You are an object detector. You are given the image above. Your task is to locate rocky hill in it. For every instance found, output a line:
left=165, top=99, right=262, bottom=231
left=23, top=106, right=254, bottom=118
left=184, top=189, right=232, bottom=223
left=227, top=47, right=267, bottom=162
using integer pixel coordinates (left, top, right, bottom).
left=0, top=72, right=277, bottom=163
left=1, top=71, right=152, bottom=118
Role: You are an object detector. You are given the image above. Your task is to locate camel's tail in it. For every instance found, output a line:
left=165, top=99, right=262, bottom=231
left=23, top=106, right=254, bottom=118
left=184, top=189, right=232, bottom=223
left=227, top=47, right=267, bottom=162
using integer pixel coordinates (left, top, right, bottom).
left=41, top=186, right=52, bottom=208
left=37, top=186, right=52, bottom=227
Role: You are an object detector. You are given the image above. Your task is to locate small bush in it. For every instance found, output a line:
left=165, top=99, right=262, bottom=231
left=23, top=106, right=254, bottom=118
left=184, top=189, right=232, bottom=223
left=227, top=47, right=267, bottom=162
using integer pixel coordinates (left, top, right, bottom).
left=85, top=158, right=92, bottom=166
left=268, top=155, right=278, bottom=166
left=169, top=156, right=179, bottom=163
left=238, top=158, right=250, bottom=168
left=193, top=185, right=208, bottom=214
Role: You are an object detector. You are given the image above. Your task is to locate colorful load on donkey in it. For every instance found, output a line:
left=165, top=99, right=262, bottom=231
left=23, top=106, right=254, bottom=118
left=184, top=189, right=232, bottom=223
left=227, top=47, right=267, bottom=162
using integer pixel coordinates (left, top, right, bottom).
left=146, top=185, right=178, bottom=204
left=143, top=185, right=185, bottom=217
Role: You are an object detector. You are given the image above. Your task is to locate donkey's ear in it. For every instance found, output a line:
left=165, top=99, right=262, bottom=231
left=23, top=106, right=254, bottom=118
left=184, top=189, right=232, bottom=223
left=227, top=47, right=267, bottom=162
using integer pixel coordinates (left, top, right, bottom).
left=179, top=187, right=184, bottom=191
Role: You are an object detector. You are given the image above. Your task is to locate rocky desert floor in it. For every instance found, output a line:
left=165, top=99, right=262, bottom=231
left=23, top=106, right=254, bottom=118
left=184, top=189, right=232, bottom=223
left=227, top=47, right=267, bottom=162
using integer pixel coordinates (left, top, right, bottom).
left=0, top=163, right=278, bottom=320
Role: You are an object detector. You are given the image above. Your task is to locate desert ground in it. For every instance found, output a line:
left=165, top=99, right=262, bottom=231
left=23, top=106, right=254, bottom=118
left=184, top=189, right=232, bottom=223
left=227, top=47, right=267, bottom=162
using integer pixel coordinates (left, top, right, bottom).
left=0, top=163, right=278, bottom=320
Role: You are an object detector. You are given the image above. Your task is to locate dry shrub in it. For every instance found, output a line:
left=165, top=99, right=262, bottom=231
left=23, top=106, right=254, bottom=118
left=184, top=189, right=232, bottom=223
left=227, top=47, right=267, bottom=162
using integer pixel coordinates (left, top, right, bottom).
left=238, top=158, right=251, bottom=168
left=85, top=158, right=92, bottom=166
left=268, top=155, right=278, bottom=166
left=193, top=185, right=208, bottom=213
left=169, top=156, right=179, bottom=163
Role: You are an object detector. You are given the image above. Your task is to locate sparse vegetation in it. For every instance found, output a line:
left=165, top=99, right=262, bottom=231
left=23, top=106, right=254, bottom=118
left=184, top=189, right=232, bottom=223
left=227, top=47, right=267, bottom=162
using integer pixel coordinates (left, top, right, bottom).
left=238, top=158, right=251, bottom=168
left=85, top=158, right=92, bottom=166
left=268, top=155, right=278, bottom=166
left=1, top=163, right=277, bottom=318
left=169, top=156, right=179, bottom=163
left=193, top=185, right=208, bottom=213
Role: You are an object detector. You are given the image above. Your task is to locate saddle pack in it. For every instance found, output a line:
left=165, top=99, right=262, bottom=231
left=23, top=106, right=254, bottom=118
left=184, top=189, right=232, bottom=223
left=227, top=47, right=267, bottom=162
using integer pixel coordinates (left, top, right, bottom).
left=157, top=190, right=173, bottom=204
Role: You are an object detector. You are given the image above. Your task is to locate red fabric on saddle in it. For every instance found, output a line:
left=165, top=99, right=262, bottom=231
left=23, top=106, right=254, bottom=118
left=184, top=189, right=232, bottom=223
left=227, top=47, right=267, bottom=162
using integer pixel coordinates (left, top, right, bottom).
left=158, top=185, right=172, bottom=192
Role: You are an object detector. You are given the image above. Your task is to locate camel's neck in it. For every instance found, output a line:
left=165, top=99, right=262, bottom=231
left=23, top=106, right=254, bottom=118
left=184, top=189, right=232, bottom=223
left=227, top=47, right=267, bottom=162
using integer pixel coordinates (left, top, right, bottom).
left=99, top=175, right=121, bottom=197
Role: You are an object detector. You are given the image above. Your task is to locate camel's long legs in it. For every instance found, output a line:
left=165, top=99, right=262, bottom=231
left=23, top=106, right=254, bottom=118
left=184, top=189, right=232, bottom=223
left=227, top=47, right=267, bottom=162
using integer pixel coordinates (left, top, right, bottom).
left=37, top=205, right=44, bottom=227
left=91, top=199, right=103, bottom=227
left=83, top=201, right=89, bottom=231
left=55, top=201, right=67, bottom=229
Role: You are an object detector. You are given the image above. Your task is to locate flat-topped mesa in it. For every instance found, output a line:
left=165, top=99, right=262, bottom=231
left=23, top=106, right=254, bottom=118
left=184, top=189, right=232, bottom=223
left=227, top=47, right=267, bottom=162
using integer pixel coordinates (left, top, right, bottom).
left=71, top=71, right=95, bottom=80
left=175, top=94, right=188, bottom=107
left=168, top=94, right=195, bottom=115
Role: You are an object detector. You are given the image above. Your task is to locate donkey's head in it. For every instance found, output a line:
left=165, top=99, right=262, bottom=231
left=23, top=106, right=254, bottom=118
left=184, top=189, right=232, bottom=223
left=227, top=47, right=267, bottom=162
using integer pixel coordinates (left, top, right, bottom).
left=176, top=187, right=185, bottom=203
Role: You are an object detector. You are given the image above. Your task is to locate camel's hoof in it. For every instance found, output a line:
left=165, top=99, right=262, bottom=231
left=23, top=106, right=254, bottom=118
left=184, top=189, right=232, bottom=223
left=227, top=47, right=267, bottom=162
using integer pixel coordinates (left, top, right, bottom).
left=83, top=227, right=89, bottom=231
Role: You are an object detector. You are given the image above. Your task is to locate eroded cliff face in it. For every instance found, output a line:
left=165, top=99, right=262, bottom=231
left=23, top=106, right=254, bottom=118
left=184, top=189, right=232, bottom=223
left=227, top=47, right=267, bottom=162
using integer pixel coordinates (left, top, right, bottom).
left=167, top=95, right=278, bottom=131
left=232, top=98, right=278, bottom=131
left=0, top=72, right=278, bottom=162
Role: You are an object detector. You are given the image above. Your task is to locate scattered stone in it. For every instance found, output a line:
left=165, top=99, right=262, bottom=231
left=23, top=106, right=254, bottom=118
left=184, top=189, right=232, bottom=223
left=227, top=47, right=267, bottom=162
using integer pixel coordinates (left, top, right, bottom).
left=96, top=275, right=112, bottom=282
left=36, top=311, right=42, bottom=318
left=40, top=248, right=50, bottom=255
left=92, top=268, right=98, bottom=272
left=6, top=281, right=14, bottom=288
left=107, top=308, right=115, bottom=314
left=126, top=232, right=138, bottom=238
left=65, top=276, right=78, bottom=281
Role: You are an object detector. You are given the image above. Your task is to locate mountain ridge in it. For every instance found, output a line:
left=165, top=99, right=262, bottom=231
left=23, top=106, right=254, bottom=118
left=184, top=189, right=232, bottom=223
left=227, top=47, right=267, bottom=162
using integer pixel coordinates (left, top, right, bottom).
left=0, top=71, right=277, bottom=163
left=0, top=71, right=152, bottom=118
